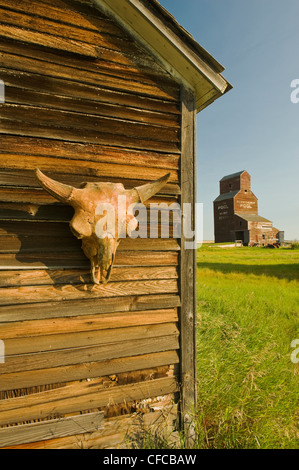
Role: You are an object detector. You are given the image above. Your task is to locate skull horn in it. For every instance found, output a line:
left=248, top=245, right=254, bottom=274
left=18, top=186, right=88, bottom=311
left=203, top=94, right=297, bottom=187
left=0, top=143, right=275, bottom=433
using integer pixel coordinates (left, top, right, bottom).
left=35, top=168, right=75, bottom=203
left=134, top=173, right=171, bottom=203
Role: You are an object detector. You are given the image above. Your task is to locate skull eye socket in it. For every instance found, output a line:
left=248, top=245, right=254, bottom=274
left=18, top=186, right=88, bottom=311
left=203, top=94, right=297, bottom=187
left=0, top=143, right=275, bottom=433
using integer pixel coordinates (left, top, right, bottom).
left=70, top=214, right=92, bottom=239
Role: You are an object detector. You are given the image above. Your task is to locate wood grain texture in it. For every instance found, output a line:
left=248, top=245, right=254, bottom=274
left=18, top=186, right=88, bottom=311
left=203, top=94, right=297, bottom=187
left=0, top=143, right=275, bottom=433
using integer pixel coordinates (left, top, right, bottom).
left=0, top=120, right=180, bottom=152
left=0, top=170, right=180, bottom=195
left=1, top=402, right=177, bottom=449
left=0, top=68, right=180, bottom=115
left=0, top=136, right=180, bottom=170
left=0, top=376, right=179, bottom=426
left=0, top=154, right=179, bottom=183
left=0, top=411, right=104, bottom=447
left=4, top=85, right=180, bottom=128
left=0, top=103, right=179, bottom=143
left=0, top=252, right=179, bottom=271
left=0, top=0, right=185, bottom=441
left=0, top=236, right=180, bottom=254
left=0, top=279, right=178, bottom=306
left=0, top=190, right=179, bottom=209
left=0, top=266, right=178, bottom=287
left=0, top=0, right=113, bottom=32
left=0, top=24, right=100, bottom=57
left=0, top=334, right=179, bottom=375
left=0, top=1, right=174, bottom=76
left=0, top=294, right=181, bottom=323
left=0, top=0, right=173, bottom=76
left=0, top=308, right=179, bottom=339
left=4, top=322, right=179, bottom=355
left=179, top=86, right=197, bottom=426
left=0, top=351, right=179, bottom=392
left=0, top=51, right=179, bottom=101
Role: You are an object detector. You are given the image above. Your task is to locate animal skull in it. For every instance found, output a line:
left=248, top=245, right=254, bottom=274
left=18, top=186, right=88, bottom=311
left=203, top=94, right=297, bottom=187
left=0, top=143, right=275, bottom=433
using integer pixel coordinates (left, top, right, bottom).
left=35, top=169, right=170, bottom=284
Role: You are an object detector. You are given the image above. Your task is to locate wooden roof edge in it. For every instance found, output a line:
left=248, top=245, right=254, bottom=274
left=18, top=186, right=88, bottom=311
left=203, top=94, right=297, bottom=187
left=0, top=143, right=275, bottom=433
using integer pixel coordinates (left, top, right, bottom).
left=140, top=0, right=225, bottom=74
left=93, top=0, right=232, bottom=112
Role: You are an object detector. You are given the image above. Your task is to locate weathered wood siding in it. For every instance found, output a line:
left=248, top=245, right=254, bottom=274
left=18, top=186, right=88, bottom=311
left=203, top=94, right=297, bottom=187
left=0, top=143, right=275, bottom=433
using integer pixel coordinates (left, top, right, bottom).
left=0, top=0, right=194, bottom=448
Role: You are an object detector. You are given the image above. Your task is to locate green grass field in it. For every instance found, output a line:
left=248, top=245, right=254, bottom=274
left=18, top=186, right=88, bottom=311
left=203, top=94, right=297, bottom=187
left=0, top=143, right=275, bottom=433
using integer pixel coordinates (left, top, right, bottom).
left=195, top=244, right=299, bottom=449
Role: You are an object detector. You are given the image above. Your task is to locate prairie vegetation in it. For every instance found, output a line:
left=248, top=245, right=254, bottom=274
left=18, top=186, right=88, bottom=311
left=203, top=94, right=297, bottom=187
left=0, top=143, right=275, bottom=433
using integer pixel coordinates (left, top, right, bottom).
left=195, top=244, right=299, bottom=448
left=132, top=245, right=298, bottom=449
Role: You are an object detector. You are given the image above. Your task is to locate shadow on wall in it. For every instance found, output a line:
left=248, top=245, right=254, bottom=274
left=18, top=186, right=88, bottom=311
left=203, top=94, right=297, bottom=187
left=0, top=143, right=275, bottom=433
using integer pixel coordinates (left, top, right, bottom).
left=1, top=204, right=92, bottom=287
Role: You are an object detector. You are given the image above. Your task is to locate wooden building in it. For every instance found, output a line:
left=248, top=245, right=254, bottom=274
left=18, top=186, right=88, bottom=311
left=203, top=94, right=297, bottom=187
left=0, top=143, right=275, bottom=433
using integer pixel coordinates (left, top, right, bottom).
left=214, top=170, right=282, bottom=245
left=0, top=0, right=231, bottom=448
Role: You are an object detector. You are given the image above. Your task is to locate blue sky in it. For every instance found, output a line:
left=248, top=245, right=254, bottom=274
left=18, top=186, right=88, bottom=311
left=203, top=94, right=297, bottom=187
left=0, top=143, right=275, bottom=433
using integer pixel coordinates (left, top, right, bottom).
left=159, top=0, right=299, bottom=241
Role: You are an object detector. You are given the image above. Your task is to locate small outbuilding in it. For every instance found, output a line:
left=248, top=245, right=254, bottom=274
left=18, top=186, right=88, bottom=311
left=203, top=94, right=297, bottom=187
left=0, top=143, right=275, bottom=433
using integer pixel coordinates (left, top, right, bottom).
left=0, top=0, right=231, bottom=448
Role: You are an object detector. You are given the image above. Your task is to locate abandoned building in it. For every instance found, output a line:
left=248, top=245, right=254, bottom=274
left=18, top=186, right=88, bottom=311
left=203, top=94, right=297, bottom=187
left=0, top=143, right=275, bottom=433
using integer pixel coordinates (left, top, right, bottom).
left=0, top=0, right=232, bottom=449
left=214, top=170, right=283, bottom=245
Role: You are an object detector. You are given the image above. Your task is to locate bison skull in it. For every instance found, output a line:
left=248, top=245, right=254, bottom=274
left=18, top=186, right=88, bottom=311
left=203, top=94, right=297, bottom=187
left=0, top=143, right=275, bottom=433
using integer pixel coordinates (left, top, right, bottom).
left=35, top=169, right=170, bottom=284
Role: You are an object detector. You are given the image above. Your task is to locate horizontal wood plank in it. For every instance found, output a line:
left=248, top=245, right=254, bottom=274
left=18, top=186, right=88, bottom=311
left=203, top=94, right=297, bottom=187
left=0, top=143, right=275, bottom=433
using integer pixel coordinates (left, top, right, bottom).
left=0, top=24, right=99, bottom=57
left=0, top=217, right=179, bottom=237
left=0, top=7, right=172, bottom=77
left=0, top=189, right=178, bottom=207
left=0, top=235, right=180, bottom=251
left=0, top=202, right=73, bottom=221
left=0, top=2, right=174, bottom=76
left=0, top=237, right=180, bottom=254
left=0, top=0, right=115, bottom=32
left=0, top=154, right=179, bottom=183
left=0, top=202, right=180, bottom=224
left=4, top=86, right=180, bottom=128
left=4, top=323, right=179, bottom=355
left=0, top=119, right=180, bottom=153
left=0, top=233, right=179, bottom=256
left=0, top=412, right=104, bottom=447
left=0, top=7, right=123, bottom=47
left=0, top=25, right=169, bottom=79
left=0, top=376, right=179, bottom=427
left=0, top=136, right=180, bottom=169
left=0, top=51, right=179, bottom=101
left=0, top=252, right=179, bottom=271
left=0, top=279, right=179, bottom=306
left=0, top=350, right=179, bottom=392
left=0, top=294, right=181, bottom=322
left=3, top=86, right=179, bottom=128
left=0, top=170, right=181, bottom=194
left=0, top=266, right=178, bottom=287
left=0, top=334, right=179, bottom=375
left=0, top=308, right=179, bottom=339
left=0, top=201, right=179, bottom=221
left=0, top=68, right=180, bottom=115
left=0, top=104, right=179, bottom=143
left=1, top=402, right=178, bottom=449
